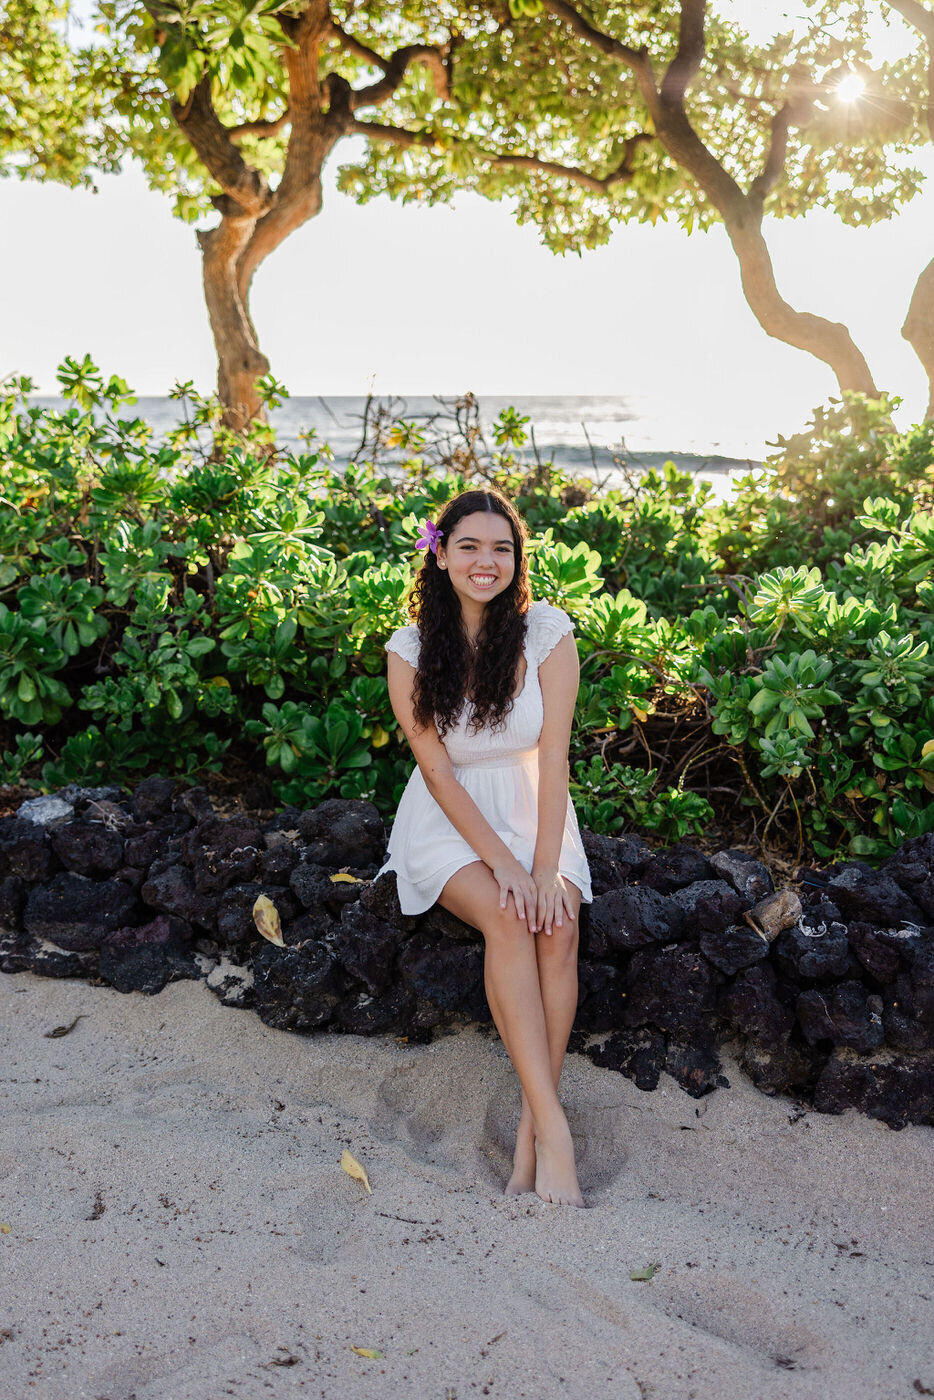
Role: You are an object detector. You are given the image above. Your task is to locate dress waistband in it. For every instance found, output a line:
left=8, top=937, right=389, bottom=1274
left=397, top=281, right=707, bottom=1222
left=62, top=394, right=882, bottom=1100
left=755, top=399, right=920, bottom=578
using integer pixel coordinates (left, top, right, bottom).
left=452, top=748, right=538, bottom=770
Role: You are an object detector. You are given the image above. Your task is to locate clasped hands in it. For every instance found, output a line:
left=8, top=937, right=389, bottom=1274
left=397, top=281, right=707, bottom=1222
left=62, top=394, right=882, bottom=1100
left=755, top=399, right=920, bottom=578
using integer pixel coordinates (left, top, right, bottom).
left=492, top=858, right=575, bottom=937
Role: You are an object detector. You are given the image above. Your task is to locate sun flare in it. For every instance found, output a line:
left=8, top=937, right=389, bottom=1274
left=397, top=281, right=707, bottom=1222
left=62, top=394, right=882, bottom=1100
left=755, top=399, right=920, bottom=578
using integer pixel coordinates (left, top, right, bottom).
left=836, top=72, right=867, bottom=103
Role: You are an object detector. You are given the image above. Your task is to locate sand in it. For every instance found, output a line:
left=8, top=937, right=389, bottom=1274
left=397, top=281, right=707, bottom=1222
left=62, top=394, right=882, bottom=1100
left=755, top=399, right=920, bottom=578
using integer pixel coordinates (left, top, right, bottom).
left=0, top=970, right=931, bottom=1400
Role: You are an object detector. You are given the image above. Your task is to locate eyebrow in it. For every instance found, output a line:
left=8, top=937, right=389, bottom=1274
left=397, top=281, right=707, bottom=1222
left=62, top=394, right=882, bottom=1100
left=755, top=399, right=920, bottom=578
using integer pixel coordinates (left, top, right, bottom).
left=454, top=536, right=514, bottom=545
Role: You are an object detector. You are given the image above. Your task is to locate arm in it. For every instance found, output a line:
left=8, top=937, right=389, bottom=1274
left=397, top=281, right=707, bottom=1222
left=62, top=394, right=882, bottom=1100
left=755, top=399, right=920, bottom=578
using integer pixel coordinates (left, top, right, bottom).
left=533, top=630, right=580, bottom=935
left=386, top=651, right=540, bottom=928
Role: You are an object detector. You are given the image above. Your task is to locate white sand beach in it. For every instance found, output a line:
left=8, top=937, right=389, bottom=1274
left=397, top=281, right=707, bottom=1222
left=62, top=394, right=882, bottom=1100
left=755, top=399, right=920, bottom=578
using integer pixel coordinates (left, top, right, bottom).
left=1, top=970, right=931, bottom=1400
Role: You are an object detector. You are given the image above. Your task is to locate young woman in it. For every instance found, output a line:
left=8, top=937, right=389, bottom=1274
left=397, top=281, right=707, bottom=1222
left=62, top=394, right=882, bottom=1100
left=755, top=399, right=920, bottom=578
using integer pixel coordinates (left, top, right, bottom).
left=377, top=488, right=593, bottom=1208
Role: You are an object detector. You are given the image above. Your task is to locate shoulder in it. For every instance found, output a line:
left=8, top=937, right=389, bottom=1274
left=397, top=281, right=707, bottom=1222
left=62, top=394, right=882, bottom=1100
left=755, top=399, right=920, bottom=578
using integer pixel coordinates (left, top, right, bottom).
left=525, top=600, right=576, bottom=664
left=385, top=624, right=421, bottom=668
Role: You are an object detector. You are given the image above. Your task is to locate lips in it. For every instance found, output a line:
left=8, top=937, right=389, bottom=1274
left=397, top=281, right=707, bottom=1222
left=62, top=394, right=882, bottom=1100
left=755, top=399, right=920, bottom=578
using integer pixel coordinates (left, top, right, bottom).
left=469, top=575, right=498, bottom=588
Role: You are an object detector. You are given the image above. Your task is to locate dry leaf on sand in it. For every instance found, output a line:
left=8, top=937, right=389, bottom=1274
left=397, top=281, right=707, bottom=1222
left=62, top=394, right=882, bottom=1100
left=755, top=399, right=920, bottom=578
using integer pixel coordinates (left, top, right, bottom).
left=253, top=894, right=284, bottom=946
left=340, top=1149, right=372, bottom=1193
left=351, top=1346, right=382, bottom=1359
left=630, top=1263, right=660, bottom=1281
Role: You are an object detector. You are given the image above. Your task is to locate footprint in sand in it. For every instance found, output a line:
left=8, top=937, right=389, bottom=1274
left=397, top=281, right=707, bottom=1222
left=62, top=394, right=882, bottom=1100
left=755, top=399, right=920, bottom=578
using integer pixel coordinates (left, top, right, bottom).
left=294, top=1165, right=370, bottom=1263
left=648, top=1269, right=824, bottom=1372
left=370, top=1055, right=630, bottom=1195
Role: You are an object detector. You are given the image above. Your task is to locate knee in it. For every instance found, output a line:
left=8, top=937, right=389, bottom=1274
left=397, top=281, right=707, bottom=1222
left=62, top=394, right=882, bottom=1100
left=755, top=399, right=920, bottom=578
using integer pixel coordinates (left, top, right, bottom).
left=481, top=906, right=536, bottom=947
left=536, top=921, right=579, bottom=963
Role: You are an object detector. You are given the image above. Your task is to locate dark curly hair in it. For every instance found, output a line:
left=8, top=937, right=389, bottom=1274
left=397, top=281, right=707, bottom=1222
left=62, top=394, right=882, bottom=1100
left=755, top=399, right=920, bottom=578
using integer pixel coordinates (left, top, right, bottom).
left=408, top=489, right=531, bottom=737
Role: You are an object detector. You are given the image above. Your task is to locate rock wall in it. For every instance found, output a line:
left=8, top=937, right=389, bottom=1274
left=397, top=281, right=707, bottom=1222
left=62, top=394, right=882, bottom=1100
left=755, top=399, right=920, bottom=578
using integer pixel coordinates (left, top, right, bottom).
left=1, top=779, right=931, bottom=1130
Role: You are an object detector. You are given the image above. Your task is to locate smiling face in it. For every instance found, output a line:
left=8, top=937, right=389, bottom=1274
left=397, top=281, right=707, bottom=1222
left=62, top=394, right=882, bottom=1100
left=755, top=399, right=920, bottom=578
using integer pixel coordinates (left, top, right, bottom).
left=436, top=510, right=517, bottom=610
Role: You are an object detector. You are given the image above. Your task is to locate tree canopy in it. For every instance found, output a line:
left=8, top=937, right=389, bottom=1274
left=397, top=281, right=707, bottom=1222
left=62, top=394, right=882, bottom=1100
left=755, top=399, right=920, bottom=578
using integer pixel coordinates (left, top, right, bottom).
left=4, top=1, right=934, bottom=418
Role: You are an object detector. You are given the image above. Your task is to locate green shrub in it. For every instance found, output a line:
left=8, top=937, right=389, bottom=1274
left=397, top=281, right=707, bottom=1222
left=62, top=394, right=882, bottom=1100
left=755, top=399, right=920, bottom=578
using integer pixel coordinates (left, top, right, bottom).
left=1, top=359, right=932, bottom=861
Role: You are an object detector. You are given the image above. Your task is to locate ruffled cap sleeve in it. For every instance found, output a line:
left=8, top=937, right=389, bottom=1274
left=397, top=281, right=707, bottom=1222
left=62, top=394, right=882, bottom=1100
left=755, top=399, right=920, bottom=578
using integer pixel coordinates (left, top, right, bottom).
left=526, top=600, right=575, bottom=667
left=385, top=625, right=421, bottom=667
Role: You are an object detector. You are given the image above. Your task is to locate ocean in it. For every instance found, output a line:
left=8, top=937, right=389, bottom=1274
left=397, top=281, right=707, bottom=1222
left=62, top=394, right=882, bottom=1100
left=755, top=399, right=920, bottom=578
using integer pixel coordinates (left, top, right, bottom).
left=29, top=393, right=765, bottom=500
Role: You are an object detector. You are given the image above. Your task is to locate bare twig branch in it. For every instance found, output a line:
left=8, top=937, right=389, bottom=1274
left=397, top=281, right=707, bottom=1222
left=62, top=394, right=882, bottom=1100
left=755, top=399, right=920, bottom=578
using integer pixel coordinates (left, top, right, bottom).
left=349, top=120, right=652, bottom=193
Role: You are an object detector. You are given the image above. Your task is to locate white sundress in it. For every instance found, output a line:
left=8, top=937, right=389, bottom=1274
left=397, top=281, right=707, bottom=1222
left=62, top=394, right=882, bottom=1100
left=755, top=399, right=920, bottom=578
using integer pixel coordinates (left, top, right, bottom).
left=376, top=598, right=594, bottom=915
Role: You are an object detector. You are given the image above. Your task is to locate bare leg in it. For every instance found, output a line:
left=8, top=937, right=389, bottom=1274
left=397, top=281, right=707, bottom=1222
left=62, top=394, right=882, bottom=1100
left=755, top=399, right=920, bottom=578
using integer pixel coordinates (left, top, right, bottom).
left=507, top=891, right=581, bottom=1194
left=438, top=862, right=584, bottom=1207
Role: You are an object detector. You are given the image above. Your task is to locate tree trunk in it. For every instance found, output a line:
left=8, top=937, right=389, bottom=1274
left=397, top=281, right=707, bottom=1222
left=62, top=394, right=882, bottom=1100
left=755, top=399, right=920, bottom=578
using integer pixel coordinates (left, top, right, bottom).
left=903, top=255, right=934, bottom=418
left=199, top=210, right=270, bottom=431
left=648, top=100, right=879, bottom=397
left=726, top=217, right=878, bottom=396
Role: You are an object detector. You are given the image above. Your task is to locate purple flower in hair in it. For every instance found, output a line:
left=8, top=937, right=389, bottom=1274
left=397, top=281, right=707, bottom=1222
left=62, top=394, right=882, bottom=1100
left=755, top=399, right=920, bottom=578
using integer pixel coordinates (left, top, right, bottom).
left=414, top=518, right=444, bottom=554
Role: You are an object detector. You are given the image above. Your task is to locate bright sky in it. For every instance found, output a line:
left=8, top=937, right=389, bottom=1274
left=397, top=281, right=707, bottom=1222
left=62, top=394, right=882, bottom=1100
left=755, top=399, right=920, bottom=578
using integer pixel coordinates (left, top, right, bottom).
left=0, top=1, right=931, bottom=457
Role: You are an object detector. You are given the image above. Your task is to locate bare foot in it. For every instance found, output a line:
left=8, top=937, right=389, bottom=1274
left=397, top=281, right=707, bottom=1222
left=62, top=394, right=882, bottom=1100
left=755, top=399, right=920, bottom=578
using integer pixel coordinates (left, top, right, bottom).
left=534, top=1120, right=585, bottom=1208
left=504, top=1111, right=536, bottom=1196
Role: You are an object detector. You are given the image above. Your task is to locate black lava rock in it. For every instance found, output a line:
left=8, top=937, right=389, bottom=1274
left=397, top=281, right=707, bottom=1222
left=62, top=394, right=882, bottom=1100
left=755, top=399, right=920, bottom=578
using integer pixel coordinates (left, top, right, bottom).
left=700, top=922, right=770, bottom=975
left=0, top=818, right=57, bottom=883
left=257, top=842, right=301, bottom=886
left=796, top=981, right=885, bottom=1052
left=333, top=902, right=405, bottom=996
left=23, top=872, right=140, bottom=951
left=0, top=928, right=33, bottom=974
left=283, top=909, right=334, bottom=947
left=420, top=902, right=482, bottom=944
left=847, top=920, right=906, bottom=984
left=130, top=776, right=177, bottom=823
left=827, top=864, right=924, bottom=928
left=586, top=885, right=684, bottom=958
left=774, top=921, right=855, bottom=981
left=739, top=1036, right=824, bottom=1098
left=882, top=834, right=934, bottom=921
left=252, top=942, right=343, bottom=1031
left=398, top=934, right=487, bottom=1020
left=290, top=860, right=366, bottom=912
left=580, top=830, right=652, bottom=895
left=216, top=883, right=301, bottom=946
left=813, top=1048, right=934, bottom=1129
left=665, top=1035, right=725, bottom=1098
left=576, top=960, right=626, bottom=1034
left=0, top=875, right=25, bottom=929
left=140, top=863, right=219, bottom=931
left=172, top=785, right=215, bottom=824
left=296, top=799, right=386, bottom=869
left=720, top=963, right=795, bottom=1048
left=671, top=879, right=747, bottom=935
left=98, top=915, right=200, bottom=995
left=358, top=871, right=420, bottom=931
left=335, top=983, right=416, bottom=1036
left=49, top=820, right=125, bottom=876
left=180, top=816, right=264, bottom=895
left=123, top=825, right=172, bottom=871
left=641, top=844, right=715, bottom=894
left=586, top=1027, right=666, bottom=1091
left=624, top=945, right=719, bottom=1035
left=709, top=849, right=774, bottom=903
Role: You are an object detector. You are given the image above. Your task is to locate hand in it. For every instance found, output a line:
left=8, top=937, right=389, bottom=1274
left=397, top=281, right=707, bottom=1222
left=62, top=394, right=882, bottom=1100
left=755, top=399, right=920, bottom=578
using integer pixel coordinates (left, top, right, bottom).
left=532, top=864, right=577, bottom=937
left=492, top=859, right=541, bottom=931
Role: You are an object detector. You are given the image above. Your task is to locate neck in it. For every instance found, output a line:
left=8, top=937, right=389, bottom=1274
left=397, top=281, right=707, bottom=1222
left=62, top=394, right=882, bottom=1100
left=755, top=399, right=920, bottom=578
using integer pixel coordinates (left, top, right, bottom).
left=459, top=598, right=487, bottom=640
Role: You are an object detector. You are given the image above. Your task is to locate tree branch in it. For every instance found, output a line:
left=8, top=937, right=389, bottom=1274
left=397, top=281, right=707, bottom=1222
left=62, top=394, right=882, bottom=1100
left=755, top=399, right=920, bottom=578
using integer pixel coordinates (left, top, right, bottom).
left=350, top=119, right=652, bottom=194
left=747, top=101, right=792, bottom=209
left=660, top=0, right=707, bottom=105
left=170, top=76, right=272, bottom=216
left=885, top=0, right=934, bottom=142
left=540, top=0, right=647, bottom=70
left=228, top=112, right=291, bottom=142
left=351, top=45, right=451, bottom=110
left=326, top=19, right=451, bottom=105
left=885, top=0, right=934, bottom=42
